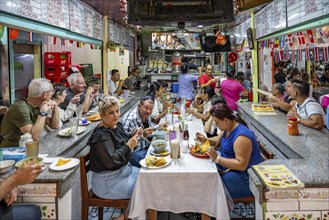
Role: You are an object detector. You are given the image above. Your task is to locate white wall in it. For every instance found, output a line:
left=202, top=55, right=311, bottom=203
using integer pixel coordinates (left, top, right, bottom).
left=107, top=48, right=132, bottom=79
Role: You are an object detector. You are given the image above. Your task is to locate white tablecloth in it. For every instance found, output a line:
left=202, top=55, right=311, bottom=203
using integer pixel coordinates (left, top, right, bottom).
left=128, top=118, right=231, bottom=220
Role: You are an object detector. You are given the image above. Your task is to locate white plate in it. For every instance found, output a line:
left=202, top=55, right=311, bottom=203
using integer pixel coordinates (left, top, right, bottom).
left=49, top=158, right=80, bottom=171
left=79, top=120, right=91, bottom=126
left=140, top=157, right=171, bottom=169
left=58, top=126, right=86, bottom=137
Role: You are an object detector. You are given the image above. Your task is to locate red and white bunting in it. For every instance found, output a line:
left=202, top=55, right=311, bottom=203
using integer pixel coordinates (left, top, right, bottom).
left=324, top=46, right=329, bottom=61
left=28, top=32, right=33, bottom=42
left=287, top=34, right=293, bottom=47
left=306, top=30, right=315, bottom=44
left=297, top=32, right=305, bottom=45
left=291, top=50, right=295, bottom=62
left=314, top=47, right=319, bottom=61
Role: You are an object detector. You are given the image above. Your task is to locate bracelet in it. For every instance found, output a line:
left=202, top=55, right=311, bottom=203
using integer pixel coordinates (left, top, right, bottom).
left=214, top=155, right=221, bottom=164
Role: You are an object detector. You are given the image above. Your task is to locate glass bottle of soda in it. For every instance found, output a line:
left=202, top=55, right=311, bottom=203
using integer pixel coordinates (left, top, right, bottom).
left=183, top=124, right=189, bottom=140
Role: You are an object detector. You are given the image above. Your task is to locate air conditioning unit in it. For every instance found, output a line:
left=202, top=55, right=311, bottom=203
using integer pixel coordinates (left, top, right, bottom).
left=127, top=0, right=235, bottom=26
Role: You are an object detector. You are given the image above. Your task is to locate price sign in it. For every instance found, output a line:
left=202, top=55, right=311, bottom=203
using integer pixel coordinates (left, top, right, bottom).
left=228, top=52, right=239, bottom=63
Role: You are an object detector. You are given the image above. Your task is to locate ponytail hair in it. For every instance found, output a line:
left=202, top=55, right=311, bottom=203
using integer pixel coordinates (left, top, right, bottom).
left=210, top=103, right=248, bottom=128
left=147, top=81, right=161, bottom=97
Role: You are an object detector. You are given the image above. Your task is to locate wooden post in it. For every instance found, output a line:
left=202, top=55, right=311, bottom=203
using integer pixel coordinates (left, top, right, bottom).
left=102, top=16, right=109, bottom=95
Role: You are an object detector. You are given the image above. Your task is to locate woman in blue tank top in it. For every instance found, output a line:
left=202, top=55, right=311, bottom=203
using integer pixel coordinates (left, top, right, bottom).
left=197, top=103, right=262, bottom=199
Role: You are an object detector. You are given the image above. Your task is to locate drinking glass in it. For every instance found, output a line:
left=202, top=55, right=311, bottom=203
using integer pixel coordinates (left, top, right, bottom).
left=26, top=140, right=39, bottom=158
left=70, top=117, right=79, bottom=139
left=170, top=139, right=180, bottom=163
left=75, top=104, right=83, bottom=120
left=181, top=139, right=189, bottom=153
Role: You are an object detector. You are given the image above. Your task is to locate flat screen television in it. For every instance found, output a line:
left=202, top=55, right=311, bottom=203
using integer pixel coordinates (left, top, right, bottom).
left=200, top=35, right=232, bottom=52
left=151, top=32, right=201, bottom=50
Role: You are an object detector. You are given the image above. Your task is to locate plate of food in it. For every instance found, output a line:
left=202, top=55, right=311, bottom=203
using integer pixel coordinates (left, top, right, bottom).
left=58, top=126, right=86, bottom=137
left=86, top=114, right=101, bottom=122
left=189, top=140, right=210, bottom=158
left=15, top=157, right=45, bottom=170
left=140, top=156, right=171, bottom=169
left=150, top=149, right=170, bottom=157
left=49, top=158, right=80, bottom=171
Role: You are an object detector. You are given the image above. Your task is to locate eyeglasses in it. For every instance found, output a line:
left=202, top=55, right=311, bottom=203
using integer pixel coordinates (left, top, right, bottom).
left=103, top=96, right=118, bottom=104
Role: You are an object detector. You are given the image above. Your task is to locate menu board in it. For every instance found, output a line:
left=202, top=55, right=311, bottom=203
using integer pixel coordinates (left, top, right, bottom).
left=40, top=0, right=70, bottom=29
left=0, top=0, right=103, bottom=40
left=0, top=0, right=42, bottom=21
left=255, top=0, right=286, bottom=39
left=69, top=0, right=82, bottom=34
left=287, top=0, right=329, bottom=27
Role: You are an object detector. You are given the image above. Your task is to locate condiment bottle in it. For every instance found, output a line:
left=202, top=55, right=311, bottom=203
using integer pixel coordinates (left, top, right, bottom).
left=288, top=117, right=299, bottom=136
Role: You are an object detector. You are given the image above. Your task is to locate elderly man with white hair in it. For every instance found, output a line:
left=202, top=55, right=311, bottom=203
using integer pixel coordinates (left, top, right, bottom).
left=61, top=73, right=97, bottom=113
left=0, top=78, right=59, bottom=148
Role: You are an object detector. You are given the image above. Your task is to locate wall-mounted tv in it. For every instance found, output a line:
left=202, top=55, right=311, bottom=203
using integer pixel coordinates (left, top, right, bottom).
left=200, top=35, right=232, bottom=52
left=151, top=32, right=201, bottom=50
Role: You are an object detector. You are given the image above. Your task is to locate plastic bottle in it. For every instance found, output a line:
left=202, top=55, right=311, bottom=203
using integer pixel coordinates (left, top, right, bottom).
left=19, top=133, right=32, bottom=147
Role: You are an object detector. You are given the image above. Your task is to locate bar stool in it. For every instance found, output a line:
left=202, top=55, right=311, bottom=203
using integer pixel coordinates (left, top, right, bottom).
left=80, top=153, right=129, bottom=220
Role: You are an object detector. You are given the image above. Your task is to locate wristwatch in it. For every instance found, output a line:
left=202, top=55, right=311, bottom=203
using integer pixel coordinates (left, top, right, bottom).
left=297, top=117, right=301, bottom=122
left=39, top=111, right=47, bottom=117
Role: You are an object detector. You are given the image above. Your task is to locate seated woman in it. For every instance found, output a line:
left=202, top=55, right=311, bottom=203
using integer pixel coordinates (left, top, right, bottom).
left=204, top=95, right=227, bottom=137
left=52, top=83, right=81, bottom=126
left=187, top=85, right=214, bottom=123
left=196, top=103, right=262, bottom=199
left=149, top=81, right=169, bottom=124
left=269, top=80, right=296, bottom=113
left=87, top=96, right=142, bottom=219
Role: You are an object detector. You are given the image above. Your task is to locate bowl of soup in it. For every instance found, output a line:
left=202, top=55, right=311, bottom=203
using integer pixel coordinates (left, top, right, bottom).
left=152, top=140, right=167, bottom=153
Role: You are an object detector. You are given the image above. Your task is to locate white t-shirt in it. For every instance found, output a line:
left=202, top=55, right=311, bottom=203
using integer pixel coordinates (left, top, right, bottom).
left=295, top=97, right=325, bottom=123
left=151, top=97, right=163, bottom=119
left=203, top=100, right=212, bottom=115
left=108, top=79, right=118, bottom=96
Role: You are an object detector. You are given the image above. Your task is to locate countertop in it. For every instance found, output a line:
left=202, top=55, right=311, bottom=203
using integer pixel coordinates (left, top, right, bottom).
left=34, top=90, right=146, bottom=197
left=238, top=103, right=329, bottom=202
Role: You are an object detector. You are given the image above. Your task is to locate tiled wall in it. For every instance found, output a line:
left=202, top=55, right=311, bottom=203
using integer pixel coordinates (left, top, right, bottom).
left=264, top=188, right=329, bottom=220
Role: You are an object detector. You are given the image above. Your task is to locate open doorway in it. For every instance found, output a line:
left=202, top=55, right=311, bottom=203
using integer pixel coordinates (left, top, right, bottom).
left=13, top=44, right=35, bottom=101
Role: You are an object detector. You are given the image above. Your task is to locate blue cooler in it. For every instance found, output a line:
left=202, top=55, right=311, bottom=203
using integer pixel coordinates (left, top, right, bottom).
left=172, top=82, right=179, bottom=93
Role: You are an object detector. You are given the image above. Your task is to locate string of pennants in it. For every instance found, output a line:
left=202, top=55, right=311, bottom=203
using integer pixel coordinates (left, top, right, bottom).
left=2, top=27, right=101, bottom=50
left=258, top=28, right=329, bottom=62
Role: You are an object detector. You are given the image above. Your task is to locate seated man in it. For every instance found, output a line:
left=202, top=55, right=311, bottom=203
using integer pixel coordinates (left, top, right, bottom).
left=61, top=73, right=96, bottom=113
left=88, top=76, right=104, bottom=103
left=108, top=69, right=124, bottom=96
left=0, top=162, right=43, bottom=220
left=0, top=78, right=59, bottom=147
left=287, top=80, right=325, bottom=130
left=122, top=95, right=167, bottom=167
left=123, top=68, right=140, bottom=90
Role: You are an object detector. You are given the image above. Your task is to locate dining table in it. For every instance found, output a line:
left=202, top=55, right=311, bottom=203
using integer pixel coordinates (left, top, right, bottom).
left=128, top=116, right=231, bottom=220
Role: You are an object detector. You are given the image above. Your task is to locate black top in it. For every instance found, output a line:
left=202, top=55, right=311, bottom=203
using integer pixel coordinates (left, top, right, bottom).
left=87, top=122, right=132, bottom=172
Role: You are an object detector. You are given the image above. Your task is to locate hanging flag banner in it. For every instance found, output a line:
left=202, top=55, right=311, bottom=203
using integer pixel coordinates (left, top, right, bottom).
left=287, top=34, right=293, bottom=47
left=274, top=38, right=279, bottom=48
left=278, top=49, right=284, bottom=61
left=297, top=32, right=305, bottom=45
left=9, top=28, right=19, bottom=40
left=306, top=30, right=315, bottom=44
left=314, top=47, right=319, bottom=61
left=28, top=32, right=33, bottom=42
left=285, top=50, right=289, bottom=61
left=297, top=49, right=302, bottom=61
left=69, top=40, right=74, bottom=44
left=279, top=36, right=285, bottom=49
left=41, top=35, right=47, bottom=44
left=90, top=44, right=94, bottom=49
left=291, top=50, right=295, bottom=62
left=53, top=36, right=57, bottom=45
left=61, top=38, right=65, bottom=46
left=324, top=46, right=329, bottom=61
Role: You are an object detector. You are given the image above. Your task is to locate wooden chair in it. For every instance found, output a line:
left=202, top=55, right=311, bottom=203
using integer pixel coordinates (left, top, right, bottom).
left=80, top=153, right=129, bottom=220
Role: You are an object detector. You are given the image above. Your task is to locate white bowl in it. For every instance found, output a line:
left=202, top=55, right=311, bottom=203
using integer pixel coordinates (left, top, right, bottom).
left=0, top=160, right=15, bottom=174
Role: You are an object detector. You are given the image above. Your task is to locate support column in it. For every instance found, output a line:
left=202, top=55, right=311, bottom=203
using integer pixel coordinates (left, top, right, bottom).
left=250, top=9, right=259, bottom=103
left=34, top=45, right=41, bottom=78
left=102, top=16, right=109, bottom=95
